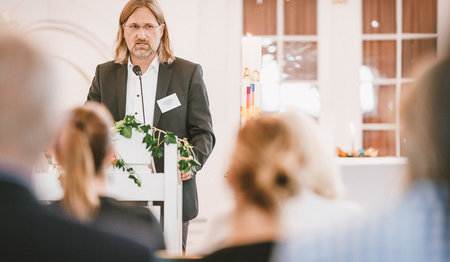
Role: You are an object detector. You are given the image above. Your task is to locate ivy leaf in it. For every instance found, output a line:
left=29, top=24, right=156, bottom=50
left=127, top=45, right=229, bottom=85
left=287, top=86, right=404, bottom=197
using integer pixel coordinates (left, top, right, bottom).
left=164, top=132, right=177, bottom=145
left=128, top=175, right=142, bottom=187
left=143, top=133, right=157, bottom=149
left=124, top=115, right=134, bottom=124
left=180, top=150, right=189, bottom=158
left=120, top=125, right=132, bottom=138
left=178, top=145, right=189, bottom=157
left=141, top=125, right=151, bottom=133
left=114, top=120, right=125, bottom=132
left=151, top=146, right=164, bottom=158
left=189, top=159, right=201, bottom=167
left=123, top=115, right=139, bottom=128
left=178, top=159, right=189, bottom=172
left=115, top=158, right=125, bottom=169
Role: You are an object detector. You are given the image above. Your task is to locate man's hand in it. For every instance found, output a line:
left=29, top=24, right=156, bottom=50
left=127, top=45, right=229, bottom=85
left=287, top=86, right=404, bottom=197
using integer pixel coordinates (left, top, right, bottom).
left=181, top=170, right=192, bottom=181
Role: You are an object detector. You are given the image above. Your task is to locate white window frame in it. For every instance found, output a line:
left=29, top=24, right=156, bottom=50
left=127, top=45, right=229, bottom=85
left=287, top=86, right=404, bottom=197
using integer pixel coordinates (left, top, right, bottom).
left=251, top=0, right=319, bottom=114
left=244, top=0, right=448, bottom=156
left=361, top=0, right=440, bottom=157
left=319, top=0, right=448, bottom=156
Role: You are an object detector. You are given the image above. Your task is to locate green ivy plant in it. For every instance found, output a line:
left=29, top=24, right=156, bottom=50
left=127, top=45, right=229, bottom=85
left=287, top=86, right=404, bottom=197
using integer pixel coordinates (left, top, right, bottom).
left=112, top=115, right=201, bottom=186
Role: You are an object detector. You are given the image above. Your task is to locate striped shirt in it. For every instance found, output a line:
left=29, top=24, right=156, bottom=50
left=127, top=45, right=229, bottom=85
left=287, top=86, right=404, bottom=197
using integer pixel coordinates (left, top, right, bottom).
left=273, top=180, right=449, bottom=262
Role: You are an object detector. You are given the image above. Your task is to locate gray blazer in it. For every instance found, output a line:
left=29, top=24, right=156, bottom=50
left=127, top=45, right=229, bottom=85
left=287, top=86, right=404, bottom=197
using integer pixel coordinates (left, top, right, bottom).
left=87, top=57, right=215, bottom=221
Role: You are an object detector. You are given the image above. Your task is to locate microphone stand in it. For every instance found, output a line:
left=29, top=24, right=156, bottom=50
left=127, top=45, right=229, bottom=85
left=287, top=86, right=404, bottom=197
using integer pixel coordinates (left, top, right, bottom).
left=138, top=74, right=146, bottom=124
left=133, top=65, right=154, bottom=173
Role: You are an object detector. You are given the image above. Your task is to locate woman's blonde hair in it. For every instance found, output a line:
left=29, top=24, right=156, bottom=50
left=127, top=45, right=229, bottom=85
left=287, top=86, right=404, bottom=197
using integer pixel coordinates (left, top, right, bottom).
left=228, top=111, right=343, bottom=214
left=228, top=116, right=300, bottom=214
left=281, top=110, right=344, bottom=199
left=55, top=102, right=113, bottom=222
left=114, top=0, right=175, bottom=64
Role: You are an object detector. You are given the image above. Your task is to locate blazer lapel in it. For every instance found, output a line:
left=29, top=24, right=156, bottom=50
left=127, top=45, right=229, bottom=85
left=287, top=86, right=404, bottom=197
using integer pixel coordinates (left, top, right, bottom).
left=116, top=63, right=128, bottom=120
left=153, top=62, right=172, bottom=126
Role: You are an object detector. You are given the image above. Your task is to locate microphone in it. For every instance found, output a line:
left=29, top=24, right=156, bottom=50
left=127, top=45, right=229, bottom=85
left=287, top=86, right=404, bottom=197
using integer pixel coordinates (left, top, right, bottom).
left=132, top=65, right=142, bottom=76
left=132, top=65, right=146, bottom=124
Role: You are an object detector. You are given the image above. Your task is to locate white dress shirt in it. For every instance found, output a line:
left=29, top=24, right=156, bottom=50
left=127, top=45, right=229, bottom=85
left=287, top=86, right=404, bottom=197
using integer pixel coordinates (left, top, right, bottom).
left=125, top=56, right=159, bottom=125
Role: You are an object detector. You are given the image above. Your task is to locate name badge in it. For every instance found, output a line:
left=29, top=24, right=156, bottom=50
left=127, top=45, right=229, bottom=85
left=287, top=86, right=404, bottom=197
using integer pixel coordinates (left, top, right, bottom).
left=157, top=93, right=181, bottom=113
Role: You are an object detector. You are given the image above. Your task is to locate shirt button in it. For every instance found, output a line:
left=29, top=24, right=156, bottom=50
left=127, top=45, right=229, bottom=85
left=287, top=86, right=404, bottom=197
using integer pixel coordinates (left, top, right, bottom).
left=137, top=94, right=140, bottom=97
left=135, top=112, right=138, bottom=115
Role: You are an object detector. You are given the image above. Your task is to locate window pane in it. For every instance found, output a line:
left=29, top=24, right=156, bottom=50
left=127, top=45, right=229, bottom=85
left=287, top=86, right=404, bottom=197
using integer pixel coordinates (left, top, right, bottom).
left=363, top=130, right=396, bottom=156
left=280, top=82, right=320, bottom=119
left=403, top=0, right=437, bottom=33
left=261, top=38, right=280, bottom=111
left=284, top=0, right=317, bottom=35
left=243, top=0, right=277, bottom=35
left=361, top=84, right=396, bottom=124
left=362, top=0, right=396, bottom=34
left=402, top=39, right=437, bottom=78
left=363, top=40, right=396, bottom=79
left=283, top=41, right=317, bottom=80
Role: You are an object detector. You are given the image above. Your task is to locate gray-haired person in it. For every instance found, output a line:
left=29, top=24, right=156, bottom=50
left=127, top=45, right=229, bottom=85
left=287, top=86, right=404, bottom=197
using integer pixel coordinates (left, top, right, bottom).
left=0, top=30, right=153, bottom=262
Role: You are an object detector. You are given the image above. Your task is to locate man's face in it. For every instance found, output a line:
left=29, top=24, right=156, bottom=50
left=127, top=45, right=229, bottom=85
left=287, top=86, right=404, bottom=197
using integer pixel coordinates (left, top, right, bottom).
left=123, top=6, right=164, bottom=59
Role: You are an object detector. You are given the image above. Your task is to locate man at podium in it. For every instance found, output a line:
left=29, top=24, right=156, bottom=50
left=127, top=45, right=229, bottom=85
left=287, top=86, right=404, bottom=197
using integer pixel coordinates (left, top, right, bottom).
left=86, top=0, right=215, bottom=251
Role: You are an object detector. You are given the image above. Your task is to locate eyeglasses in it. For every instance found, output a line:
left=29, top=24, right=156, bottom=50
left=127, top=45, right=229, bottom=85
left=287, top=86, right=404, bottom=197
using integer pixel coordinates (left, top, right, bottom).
left=123, top=23, right=164, bottom=33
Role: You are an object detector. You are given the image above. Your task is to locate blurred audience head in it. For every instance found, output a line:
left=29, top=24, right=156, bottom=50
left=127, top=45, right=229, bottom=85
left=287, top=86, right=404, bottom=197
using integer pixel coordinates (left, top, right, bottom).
left=280, top=110, right=344, bottom=199
left=0, top=30, right=55, bottom=165
left=227, top=111, right=343, bottom=215
left=228, top=115, right=301, bottom=215
left=402, top=56, right=450, bottom=189
left=54, top=102, right=114, bottom=221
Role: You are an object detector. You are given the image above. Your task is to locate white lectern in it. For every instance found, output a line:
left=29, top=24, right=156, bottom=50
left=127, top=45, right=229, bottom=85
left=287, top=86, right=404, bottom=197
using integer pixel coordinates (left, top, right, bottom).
left=34, top=131, right=183, bottom=255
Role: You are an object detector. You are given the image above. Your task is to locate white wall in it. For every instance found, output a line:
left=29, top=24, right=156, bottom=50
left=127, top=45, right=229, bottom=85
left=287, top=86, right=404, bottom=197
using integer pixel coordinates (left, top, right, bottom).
left=0, top=0, right=124, bottom=109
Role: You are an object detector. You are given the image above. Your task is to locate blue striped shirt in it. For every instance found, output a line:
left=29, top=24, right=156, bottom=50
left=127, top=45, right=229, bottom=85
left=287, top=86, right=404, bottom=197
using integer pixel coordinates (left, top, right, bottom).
left=273, top=180, right=449, bottom=262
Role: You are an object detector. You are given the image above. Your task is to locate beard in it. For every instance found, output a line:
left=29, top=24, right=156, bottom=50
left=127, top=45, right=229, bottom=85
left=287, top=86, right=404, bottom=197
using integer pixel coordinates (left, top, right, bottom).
left=130, top=42, right=155, bottom=58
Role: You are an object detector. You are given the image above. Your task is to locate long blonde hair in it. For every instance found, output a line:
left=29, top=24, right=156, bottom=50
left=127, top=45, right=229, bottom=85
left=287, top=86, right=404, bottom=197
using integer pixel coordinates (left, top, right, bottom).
left=55, top=102, right=113, bottom=222
left=114, top=0, right=175, bottom=64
